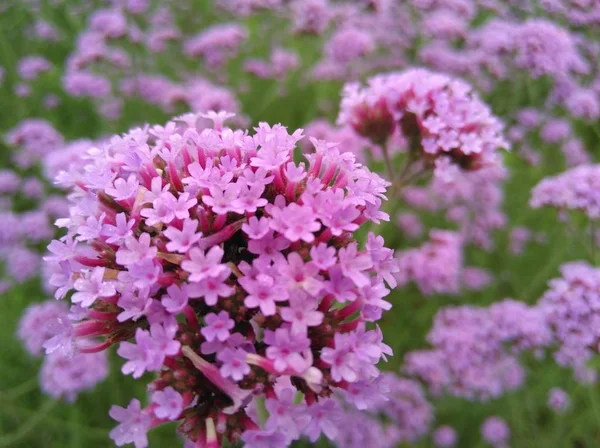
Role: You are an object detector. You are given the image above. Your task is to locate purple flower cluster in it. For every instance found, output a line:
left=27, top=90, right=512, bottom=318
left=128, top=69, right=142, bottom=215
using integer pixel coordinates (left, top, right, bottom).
left=481, top=416, right=510, bottom=448
left=512, top=19, right=588, bottom=79
left=396, top=230, right=494, bottom=295
left=530, top=165, right=600, bottom=219
left=17, top=300, right=108, bottom=402
left=547, top=387, right=570, bottom=413
left=538, top=262, right=600, bottom=372
left=396, top=230, right=463, bottom=296
left=509, top=110, right=591, bottom=165
left=42, top=112, right=400, bottom=446
left=433, top=425, right=457, bottom=447
left=333, top=373, right=433, bottom=447
left=0, top=123, right=80, bottom=290
left=17, top=55, right=52, bottom=81
left=338, top=69, right=508, bottom=172
left=5, top=119, right=64, bottom=168
left=405, top=300, right=552, bottom=400
left=184, top=23, right=248, bottom=68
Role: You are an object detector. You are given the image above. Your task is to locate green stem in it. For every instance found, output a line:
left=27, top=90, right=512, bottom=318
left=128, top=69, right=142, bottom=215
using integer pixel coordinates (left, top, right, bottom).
left=254, top=396, right=269, bottom=428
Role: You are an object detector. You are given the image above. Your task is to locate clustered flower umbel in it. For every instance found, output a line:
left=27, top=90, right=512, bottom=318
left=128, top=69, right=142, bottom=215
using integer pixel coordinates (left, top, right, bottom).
left=404, top=299, right=552, bottom=401
left=337, top=68, right=508, bottom=173
left=17, top=300, right=109, bottom=402
left=530, top=164, right=600, bottom=220
left=538, top=262, right=600, bottom=374
left=43, top=112, right=398, bottom=447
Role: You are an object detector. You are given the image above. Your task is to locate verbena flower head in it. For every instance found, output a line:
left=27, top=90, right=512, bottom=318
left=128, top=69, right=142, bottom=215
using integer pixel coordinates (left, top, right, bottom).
left=481, top=416, right=510, bottom=448
left=5, top=119, right=64, bottom=168
left=331, top=373, right=433, bottom=447
left=513, top=19, right=588, bottom=79
left=43, top=112, right=397, bottom=447
left=547, top=387, right=570, bottom=413
left=433, top=425, right=457, bottom=447
left=17, top=300, right=108, bottom=402
left=17, top=55, right=52, bottom=81
left=395, top=230, right=463, bottom=296
left=338, top=68, right=508, bottom=170
left=184, top=23, right=248, bottom=68
left=530, top=164, right=600, bottom=219
left=405, top=300, right=551, bottom=400
left=538, top=262, right=600, bottom=372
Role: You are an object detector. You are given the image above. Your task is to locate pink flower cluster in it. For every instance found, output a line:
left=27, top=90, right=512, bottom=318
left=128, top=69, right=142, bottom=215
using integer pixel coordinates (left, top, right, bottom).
left=338, top=69, right=508, bottom=171
left=184, top=23, right=248, bottom=68
left=42, top=112, right=401, bottom=447
left=333, top=373, right=433, bottom=447
left=17, top=300, right=108, bottom=402
left=530, top=164, right=600, bottom=219
left=538, top=262, right=600, bottom=372
left=5, top=119, right=64, bottom=168
left=396, top=230, right=461, bottom=296
left=481, top=416, right=510, bottom=448
left=395, top=230, right=493, bottom=296
left=405, top=300, right=552, bottom=400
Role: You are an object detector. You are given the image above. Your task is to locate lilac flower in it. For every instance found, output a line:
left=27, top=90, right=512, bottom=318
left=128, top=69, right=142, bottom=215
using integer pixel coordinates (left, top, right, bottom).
left=278, top=253, right=323, bottom=296
left=109, top=399, right=152, bottom=448
left=188, top=269, right=233, bottom=306
left=242, top=273, right=289, bottom=316
left=538, top=262, right=600, bottom=370
left=309, top=243, right=337, bottom=270
left=547, top=388, right=570, bottom=413
left=72, top=268, right=116, bottom=308
left=118, top=328, right=159, bottom=378
left=77, top=213, right=106, bottom=242
left=265, top=381, right=311, bottom=441
left=241, top=429, right=287, bottom=448
left=123, top=259, right=163, bottom=290
left=164, top=219, right=203, bottom=253
left=161, top=284, right=189, bottom=314
left=338, top=242, right=373, bottom=288
left=481, top=417, right=510, bottom=447
left=106, top=175, right=140, bottom=201
left=303, top=398, right=341, bottom=442
left=514, top=19, right=587, bottom=78
left=116, top=234, right=158, bottom=266
left=42, top=314, right=75, bottom=357
left=39, top=114, right=393, bottom=446
left=269, top=203, right=321, bottom=243
left=396, top=230, right=463, bottom=296
left=17, top=55, right=52, bottom=81
left=151, top=387, right=184, bottom=421
left=434, top=425, right=457, bottom=447
left=42, top=344, right=108, bottom=402
left=247, top=231, right=290, bottom=261
left=530, top=165, right=600, bottom=219
left=118, top=324, right=180, bottom=378
left=201, top=311, right=235, bottom=342
left=102, top=213, right=135, bottom=244
left=321, top=333, right=359, bottom=382
left=117, top=287, right=153, bottom=322
left=242, top=216, right=271, bottom=239
left=265, top=327, right=311, bottom=374
left=17, top=301, right=70, bottom=356
left=338, top=69, right=507, bottom=169
left=181, top=246, right=227, bottom=282
left=184, top=23, right=248, bottom=68
left=217, top=348, right=251, bottom=381
left=280, top=296, right=323, bottom=334
left=405, top=300, right=551, bottom=400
